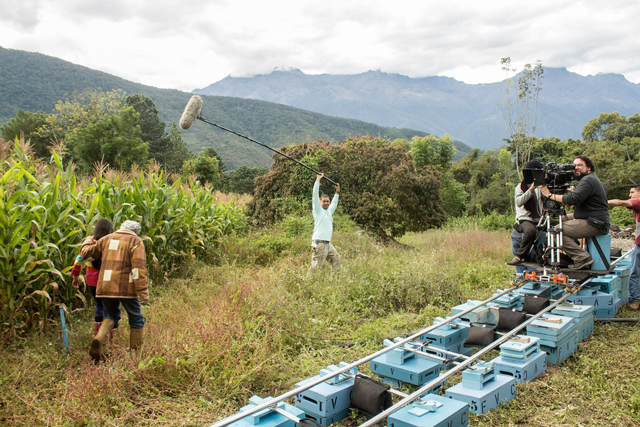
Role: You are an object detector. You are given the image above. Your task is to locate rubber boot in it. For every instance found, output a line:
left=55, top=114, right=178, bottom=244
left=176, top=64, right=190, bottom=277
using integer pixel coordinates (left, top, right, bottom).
left=129, top=328, right=144, bottom=352
left=93, top=322, right=101, bottom=334
left=90, top=318, right=115, bottom=363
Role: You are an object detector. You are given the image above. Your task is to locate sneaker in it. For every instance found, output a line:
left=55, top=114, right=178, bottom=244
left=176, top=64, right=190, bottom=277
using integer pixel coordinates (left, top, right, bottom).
left=568, top=257, right=594, bottom=270
left=506, top=256, right=523, bottom=266
left=629, top=300, right=640, bottom=311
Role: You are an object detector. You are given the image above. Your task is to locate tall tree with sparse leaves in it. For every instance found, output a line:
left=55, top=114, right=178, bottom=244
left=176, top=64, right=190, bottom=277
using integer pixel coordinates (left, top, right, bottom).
left=499, top=57, right=544, bottom=175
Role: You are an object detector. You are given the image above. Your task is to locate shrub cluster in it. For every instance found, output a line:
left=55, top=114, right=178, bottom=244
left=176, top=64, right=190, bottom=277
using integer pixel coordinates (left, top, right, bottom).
left=247, top=137, right=445, bottom=241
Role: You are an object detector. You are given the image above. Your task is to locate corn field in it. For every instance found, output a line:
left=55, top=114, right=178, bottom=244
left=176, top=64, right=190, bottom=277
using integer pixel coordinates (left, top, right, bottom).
left=0, top=138, right=247, bottom=341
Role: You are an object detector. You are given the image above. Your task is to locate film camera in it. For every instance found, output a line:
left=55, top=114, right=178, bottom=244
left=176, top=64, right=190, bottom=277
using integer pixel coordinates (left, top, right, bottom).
left=523, top=162, right=576, bottom=193
left=523, top=162, right=576, bottom=213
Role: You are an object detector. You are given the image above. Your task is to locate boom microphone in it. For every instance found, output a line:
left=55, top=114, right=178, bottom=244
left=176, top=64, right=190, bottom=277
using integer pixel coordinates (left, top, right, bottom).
left=178, top=95, right=338, bottom=186
left=179, top=95, right=203, bottom=130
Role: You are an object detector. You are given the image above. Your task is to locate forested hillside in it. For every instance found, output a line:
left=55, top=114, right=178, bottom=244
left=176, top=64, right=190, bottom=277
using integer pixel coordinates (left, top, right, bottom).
left=0, top=47, right=471, bottom=169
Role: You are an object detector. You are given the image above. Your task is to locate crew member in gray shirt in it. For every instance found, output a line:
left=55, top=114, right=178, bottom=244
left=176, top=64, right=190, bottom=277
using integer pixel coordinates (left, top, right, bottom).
left=540, top=155, right=610, bottom=270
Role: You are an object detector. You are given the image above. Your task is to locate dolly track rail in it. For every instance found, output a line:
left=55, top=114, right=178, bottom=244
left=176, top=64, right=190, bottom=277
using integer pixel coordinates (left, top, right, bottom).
left=360, top=277, right=594, bottom=427
left=209, top=284, right=526, bottom=427
left=210, top=250, right=631, bottom=426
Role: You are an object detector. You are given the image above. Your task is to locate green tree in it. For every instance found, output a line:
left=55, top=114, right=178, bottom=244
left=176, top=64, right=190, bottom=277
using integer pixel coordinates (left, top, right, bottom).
left=581, top=112, right=640, bottom=197
left=182, top=149, right=224, bottom=189
left=41, top=89, right=151, bottom=170
left=529, top=137, right=581, bottom=164
left=201, top=147, right=226, bottom=174
left=499, top=58, right=544, bottom=175
left=126, top=94, right=167, bottom=158
left=411, top=134, right=465, bottom=217
left=440, top=171, right=467, bottom=217
left=68, top=106, right=148, bottom=171
left=582, top=112, right=640, bottom=161
left=226, top=166, right=268, bottom=194
left=45, top=89, right=127, bottom=140
left=248, top=137, right=445, bottom=241
left=452, top=148, right=516, bottom=215
left=163, top=122, right=193, bottom=172
left=0, top=110, right=53, bottom=158
left=411, top=134, right=456, bottom=171
left=125, top=94, right=192, bottom=172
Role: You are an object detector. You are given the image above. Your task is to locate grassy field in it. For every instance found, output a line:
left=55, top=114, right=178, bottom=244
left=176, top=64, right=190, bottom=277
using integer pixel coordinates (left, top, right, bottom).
left=1, top=218, right=639, bottom=426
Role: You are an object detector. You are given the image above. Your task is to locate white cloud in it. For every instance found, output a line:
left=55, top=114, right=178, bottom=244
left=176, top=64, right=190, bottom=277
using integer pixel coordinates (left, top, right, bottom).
left=1, top=0, right=639, bottom=91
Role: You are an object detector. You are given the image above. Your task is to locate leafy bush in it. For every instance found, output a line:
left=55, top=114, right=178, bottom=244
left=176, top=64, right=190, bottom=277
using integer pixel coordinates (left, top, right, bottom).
left=610, top=206, right=636, bottom=228
left=443, top=212, right=513, bottom=232
left=248, top=137, right=445, bottom=240
left=283, top=214, right=312, bottom=237
left=481, top=211, right=514, bottom=231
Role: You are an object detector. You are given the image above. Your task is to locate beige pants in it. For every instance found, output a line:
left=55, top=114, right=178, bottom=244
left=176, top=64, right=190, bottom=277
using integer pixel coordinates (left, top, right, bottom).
left=561, top=213, right=602, bottom=262
left=311, top=241, right=341, bottom=271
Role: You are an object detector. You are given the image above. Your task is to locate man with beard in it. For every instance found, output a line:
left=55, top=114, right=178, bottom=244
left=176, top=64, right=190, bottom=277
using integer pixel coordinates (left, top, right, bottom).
left=540, top=155, right=610, bottom=270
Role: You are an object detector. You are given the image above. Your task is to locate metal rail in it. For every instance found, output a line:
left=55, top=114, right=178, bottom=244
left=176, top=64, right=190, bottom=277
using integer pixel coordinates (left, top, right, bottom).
left=359, top=277, right=593, bottom=427
left=611, top=248, right=634, bottom=267
left=210, top=283, right=527, bottom=426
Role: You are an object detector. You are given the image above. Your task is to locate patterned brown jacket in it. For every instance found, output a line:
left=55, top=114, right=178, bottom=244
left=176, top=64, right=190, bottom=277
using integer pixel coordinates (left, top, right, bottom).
left=80, top=229, right=149, bottom=303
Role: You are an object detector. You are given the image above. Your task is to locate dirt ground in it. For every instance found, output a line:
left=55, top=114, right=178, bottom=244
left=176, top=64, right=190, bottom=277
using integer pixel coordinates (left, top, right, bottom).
left=611, top=236, right=635, bottom=252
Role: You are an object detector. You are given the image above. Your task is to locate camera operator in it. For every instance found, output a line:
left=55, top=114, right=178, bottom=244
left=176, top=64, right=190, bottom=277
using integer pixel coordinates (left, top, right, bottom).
left=507, top=160, right=544, bottom=267
left=540, top=155, right=610, bottom=270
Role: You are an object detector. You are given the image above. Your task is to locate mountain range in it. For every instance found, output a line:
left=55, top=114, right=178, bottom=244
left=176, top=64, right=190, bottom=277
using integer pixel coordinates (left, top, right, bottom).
left=194, top=67, right=640, bottom=150
left=0, top=47, right=443, bottom=169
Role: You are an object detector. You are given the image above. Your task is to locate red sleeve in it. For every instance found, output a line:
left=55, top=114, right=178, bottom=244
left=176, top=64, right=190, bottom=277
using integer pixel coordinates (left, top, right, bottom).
left=630, top=198, right=640, bottom=221
left=71, top=263, right=82, bottom=277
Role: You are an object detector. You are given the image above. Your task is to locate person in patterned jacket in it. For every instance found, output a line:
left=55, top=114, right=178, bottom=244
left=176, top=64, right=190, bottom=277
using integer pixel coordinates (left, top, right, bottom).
left=81, top=220, right=149, bottom=363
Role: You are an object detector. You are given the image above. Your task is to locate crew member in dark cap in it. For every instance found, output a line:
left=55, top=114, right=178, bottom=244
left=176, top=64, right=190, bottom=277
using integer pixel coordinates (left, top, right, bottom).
left=508, top=160, right=544, bottom=266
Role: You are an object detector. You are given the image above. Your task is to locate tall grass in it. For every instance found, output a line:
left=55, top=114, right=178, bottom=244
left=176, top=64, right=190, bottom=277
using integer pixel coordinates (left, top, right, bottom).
left=0, top=138, right=246, bottom=341
left=0, top=219, right=517, bottom=425
left=1, top=222, right=639, bottom=425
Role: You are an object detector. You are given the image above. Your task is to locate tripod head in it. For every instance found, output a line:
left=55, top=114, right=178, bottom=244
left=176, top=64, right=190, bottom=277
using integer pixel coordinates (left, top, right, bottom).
left=542, top=197, right=565, bottom=217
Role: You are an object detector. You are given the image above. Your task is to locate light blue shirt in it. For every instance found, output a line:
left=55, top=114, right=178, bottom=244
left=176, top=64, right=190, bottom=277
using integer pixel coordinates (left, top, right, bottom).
left=312, top=181, right=339, bottom=242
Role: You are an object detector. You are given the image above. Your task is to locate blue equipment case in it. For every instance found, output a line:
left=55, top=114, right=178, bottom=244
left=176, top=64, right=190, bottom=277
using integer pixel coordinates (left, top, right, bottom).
left=551, top=303, right=594, bottom=342
left=218, top=396, right=305, bottom=427
left=388, top=393, right=470, bottom=427
left=294, top=363, right=356, bottom=417
left=445, top=370, right=517, bottom=415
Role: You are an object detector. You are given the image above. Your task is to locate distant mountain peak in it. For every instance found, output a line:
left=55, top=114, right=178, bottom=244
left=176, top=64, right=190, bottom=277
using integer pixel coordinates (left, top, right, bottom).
left=195, top=66, right=640, bottom=150
left=272, top=66, right=303, bottom=74
left=593, top=71, right=630, bottom=82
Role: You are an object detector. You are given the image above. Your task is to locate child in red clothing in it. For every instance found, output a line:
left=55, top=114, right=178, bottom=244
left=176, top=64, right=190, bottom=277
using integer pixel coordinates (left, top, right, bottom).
left=71, top=219, right=113, bottom=333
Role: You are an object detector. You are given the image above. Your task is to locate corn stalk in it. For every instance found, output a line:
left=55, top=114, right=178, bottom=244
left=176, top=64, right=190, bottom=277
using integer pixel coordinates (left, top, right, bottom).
left=0, top=138, right=247, bottom=341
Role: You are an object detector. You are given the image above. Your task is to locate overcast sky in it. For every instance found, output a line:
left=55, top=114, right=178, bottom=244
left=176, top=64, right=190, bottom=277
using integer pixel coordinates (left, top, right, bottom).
left=2, top=0, right=639, bottom=92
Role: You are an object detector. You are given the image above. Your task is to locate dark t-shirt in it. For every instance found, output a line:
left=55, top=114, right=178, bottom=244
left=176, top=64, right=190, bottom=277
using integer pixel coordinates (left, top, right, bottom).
left=561, top=173, right=610, bottom=227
